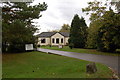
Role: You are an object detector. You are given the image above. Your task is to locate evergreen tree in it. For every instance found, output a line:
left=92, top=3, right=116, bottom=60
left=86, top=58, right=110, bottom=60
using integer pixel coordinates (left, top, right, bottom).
left=79, top=17, right=88, bottom=47
left=69, top=14, right=87, bottom=48
left=2, top=2, right=47, bottom=52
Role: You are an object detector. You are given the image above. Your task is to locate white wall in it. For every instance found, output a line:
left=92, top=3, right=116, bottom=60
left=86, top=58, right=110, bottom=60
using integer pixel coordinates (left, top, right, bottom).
left=51, top=33, right=65, bottom=46
left=38, top=37, right=50, bottom=46
left=65, top=37, right=69, bottom=45
left=38, top=33, right=69, bottom=46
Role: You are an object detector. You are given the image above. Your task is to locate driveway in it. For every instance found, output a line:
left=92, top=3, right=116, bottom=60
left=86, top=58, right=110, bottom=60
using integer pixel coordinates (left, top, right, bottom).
left=37, top=48, right=119, bottom=74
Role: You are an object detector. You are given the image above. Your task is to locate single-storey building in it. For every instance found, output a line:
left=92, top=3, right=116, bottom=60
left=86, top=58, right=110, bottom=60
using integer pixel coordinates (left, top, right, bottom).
left=37, top=32, right=69, bottom=46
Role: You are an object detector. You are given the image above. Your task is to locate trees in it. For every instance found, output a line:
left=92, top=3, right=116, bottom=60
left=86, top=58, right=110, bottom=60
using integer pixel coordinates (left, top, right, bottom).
left=2, top=2, right=47, bottom=52
left=82, top=1, right=107, bottom=22
left=69, top=14, right=87, bottom=48
left=79, top=17, right=88, bottom=47
left=59, top=24, right=70, bottom=32
left=3, top=20, right=35, bottom=52
left=82, top=1, right=107, bottom=49
left=97, top=9, right=120, bottom=52
left=83, top=0, right=120, bottom=52
left=86, top=20, right=102, bottom=48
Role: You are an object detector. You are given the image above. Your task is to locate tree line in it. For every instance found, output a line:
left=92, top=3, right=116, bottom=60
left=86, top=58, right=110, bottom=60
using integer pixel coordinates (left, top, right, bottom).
left=2, top=0, right=120, bottom=53
left=69, top=1, right=120, bottom=52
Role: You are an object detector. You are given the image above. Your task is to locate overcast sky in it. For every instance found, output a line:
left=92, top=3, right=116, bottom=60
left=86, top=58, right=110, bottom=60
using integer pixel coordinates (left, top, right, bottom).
left=31, top=0, right=105, bottom=33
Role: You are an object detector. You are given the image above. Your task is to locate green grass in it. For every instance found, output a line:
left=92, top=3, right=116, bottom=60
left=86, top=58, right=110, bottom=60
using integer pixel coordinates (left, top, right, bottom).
left=41, top=46, right=120, bottom=56
left=3, top=51, right=113, bottom=78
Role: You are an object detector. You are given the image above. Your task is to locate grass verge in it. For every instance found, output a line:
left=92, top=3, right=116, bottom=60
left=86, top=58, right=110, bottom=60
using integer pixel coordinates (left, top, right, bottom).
left=3, top=51, right=113, bottom=78
left=40, top=46, right=120, bottom=56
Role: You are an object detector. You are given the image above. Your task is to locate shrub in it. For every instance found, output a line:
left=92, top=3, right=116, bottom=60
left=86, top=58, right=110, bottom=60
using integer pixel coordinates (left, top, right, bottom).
left=37, top=45, right=41, bottom=47
left=8, top=44, right=25, bottom=53
left=69, top=43, right=74, bottom=49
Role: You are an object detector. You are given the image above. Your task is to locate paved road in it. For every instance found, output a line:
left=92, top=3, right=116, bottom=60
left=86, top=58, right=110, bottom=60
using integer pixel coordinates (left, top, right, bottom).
left=37, top=48, right=119, bottom=74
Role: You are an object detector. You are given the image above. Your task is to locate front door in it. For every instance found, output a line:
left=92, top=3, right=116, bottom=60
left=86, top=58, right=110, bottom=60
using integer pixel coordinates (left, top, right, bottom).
left=56, top=38, right=59, bottom=44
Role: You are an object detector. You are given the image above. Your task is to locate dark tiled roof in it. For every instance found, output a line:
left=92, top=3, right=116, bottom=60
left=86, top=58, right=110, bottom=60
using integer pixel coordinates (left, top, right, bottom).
left=38, top=32, right=69, bottom=37
left=59, top=32, right=69, bottom=37
left=37, top=32, right=56, bottom=37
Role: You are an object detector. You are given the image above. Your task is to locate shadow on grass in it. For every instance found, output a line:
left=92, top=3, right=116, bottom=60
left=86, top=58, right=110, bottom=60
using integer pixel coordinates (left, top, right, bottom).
left=2, top=50, right=34, bottom=54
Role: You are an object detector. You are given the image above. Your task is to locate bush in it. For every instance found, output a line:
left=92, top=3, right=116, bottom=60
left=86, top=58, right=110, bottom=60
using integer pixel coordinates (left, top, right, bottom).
left=7, top=44, right=25, bottom=53
left=37, top=45, right=41, bottom=47
left=47, top=44, right=52, bottom=47
left=69, top=43, right=74, bottom=49
left=97, top=26, right=118, bottom=52
left=66, top=43, right=69, bottom=46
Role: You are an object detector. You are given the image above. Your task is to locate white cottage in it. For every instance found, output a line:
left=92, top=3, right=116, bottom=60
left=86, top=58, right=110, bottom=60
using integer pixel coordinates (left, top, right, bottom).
left=37, top=32, right=69, bottom=46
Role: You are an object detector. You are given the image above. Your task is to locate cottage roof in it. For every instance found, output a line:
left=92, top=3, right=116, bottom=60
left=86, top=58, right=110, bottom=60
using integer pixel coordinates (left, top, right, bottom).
left=59, top=32, right=69, bottom=37
left=37, top=32, right=69, bottom=37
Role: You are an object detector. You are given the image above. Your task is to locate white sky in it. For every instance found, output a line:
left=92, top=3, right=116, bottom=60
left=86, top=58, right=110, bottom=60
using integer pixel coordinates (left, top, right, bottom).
left=31, top=0, right=107, bottom=33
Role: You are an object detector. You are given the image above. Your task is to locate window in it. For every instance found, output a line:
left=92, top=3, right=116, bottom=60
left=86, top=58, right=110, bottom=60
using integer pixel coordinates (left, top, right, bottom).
left=61, top=38, right=63, bottom=43
left=52, top=38, right=55, bottom=43
left=41, top=39, right=46, bottom=43
left=56, top=38, right=59, bottom=44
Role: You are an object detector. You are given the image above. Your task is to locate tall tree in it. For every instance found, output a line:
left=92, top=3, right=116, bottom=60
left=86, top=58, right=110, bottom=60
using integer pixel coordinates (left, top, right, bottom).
left=79, top=17, right=88, bottom=47
left=82, top=1, right=107, bottom=49
left=83, top=0, right=120, bottom=52
left=85, top=19, right=102, bottom=48
left=69, top=14, right=87, bottom=48
left=82, top=1, right=107, bottom=22
left=97, top=9, right=120, bottom=52
left=59, top=24, right=70, bottom=32
left=2, top=2, right=47, bottom=52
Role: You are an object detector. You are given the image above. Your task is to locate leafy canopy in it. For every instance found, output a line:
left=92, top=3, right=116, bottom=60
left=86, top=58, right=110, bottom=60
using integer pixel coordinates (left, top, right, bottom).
left=59, top=24, right=70, bottom=32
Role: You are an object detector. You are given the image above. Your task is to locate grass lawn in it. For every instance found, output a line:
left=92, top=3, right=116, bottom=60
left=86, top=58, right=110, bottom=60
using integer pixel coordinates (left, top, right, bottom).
left=3, top=51, right=113, bottom=78
left=41, top=46, right=120, bottom=56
